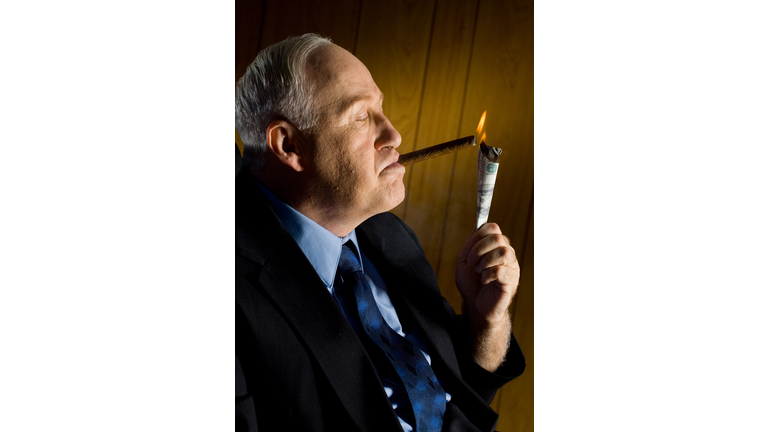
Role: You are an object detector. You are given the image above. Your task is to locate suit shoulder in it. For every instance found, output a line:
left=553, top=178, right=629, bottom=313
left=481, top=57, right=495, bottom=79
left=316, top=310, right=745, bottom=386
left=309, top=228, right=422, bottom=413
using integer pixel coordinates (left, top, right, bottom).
left=366, top=211, right=417, bottom=238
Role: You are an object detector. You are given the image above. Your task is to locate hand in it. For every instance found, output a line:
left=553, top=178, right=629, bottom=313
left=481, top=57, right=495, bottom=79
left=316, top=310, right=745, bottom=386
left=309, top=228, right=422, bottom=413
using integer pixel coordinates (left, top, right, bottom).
left=455, top=223, right=520, bottom=328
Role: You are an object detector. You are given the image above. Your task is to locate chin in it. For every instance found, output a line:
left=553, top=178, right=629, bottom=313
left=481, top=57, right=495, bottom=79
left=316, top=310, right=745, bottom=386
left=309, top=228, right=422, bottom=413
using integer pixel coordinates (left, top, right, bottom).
left=384, top=183, right=406, bottom=211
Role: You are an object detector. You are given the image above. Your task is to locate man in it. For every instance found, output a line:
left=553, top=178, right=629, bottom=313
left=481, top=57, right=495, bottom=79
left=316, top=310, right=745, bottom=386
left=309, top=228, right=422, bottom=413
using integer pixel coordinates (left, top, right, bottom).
left=235, top=34, right=525, bottom=432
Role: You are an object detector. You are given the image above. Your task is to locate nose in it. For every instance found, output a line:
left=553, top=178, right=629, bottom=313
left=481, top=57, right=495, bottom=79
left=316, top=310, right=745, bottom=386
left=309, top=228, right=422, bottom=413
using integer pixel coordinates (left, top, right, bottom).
left=374, top=112, right=402, bottom=151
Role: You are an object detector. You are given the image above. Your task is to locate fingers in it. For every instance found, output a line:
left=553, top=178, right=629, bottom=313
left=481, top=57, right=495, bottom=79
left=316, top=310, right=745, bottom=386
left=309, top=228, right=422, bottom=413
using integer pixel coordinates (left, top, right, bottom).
left=474, top=243, right=518, bottom=273
left=467, top=225, right=513, bottom=266
left=479, top=264, right=519, bottom=287
left=460, top=223, right=503, bottom=261
left=469, top=222, right=502, bottom=245
left=463, top=224, right=518, bottom=286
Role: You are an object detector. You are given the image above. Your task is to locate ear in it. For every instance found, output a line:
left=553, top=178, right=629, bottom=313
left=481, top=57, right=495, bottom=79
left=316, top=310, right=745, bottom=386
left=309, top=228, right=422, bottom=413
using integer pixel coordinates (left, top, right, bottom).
left=265, top=120, right=307, bottom=172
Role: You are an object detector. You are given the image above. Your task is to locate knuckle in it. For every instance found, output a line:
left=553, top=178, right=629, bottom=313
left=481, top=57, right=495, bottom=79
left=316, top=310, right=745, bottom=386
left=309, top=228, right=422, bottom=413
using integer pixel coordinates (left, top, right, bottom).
left=488, top=266, right=502, bottom=278
left=501, top=248, right=513, bottom=261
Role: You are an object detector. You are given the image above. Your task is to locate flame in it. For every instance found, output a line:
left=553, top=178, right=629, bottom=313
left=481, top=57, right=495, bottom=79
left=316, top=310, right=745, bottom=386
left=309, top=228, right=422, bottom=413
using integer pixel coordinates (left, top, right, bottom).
left=480, top=132, right=486, bottom=143
left=476, top=111, right=487, bottom=136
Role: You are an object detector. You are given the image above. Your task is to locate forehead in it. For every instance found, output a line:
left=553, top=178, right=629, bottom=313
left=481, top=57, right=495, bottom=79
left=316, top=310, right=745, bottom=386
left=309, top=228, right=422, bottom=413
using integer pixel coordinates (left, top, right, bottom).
left=308, top=46, right=383, bottom=117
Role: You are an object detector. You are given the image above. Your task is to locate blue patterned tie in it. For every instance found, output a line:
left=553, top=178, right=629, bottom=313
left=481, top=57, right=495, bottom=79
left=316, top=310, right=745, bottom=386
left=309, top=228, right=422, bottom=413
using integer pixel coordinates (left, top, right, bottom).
left=337, top=242, right=445, bottom=432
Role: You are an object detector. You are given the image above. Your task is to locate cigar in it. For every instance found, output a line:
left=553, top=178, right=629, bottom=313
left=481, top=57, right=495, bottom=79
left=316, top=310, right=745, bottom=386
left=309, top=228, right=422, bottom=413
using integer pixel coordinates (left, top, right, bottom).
left=398, top=135, right=477, bottom=166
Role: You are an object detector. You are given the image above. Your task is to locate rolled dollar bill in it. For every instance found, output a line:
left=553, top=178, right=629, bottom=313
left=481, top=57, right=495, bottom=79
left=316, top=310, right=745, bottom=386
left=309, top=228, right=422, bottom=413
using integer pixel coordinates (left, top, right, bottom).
left=476, top=142, right=502, bottom=229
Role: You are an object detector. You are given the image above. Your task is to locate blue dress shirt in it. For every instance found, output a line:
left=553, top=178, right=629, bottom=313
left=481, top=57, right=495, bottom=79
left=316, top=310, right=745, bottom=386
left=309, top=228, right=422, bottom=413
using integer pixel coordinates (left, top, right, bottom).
left=256, top=182, right=450, bottom=432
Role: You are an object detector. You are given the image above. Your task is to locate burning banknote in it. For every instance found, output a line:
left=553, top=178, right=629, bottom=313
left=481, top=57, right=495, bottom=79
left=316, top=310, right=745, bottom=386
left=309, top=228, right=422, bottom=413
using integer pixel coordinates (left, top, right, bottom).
left=476, top=142, right=502, bottom=229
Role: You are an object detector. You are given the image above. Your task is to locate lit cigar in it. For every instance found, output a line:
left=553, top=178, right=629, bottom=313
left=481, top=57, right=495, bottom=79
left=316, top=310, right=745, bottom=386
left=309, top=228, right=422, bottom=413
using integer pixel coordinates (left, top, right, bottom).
left=398, top=135, right=477, bottom=166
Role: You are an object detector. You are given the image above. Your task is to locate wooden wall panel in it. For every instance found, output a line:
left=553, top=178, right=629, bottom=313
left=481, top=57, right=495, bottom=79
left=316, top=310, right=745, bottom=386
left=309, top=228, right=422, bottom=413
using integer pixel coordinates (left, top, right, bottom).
left=495, top=202, right=533, bottom=431
left=431, top=0, right=533, bottom=430
left=257, top=0, right=361, bottom=53
left=235, top=0, right=264, bottom=154
left=401, top=0, right=479, bottom=294
left=435, top=0, right=534, bottom=307
left=353, top=0, right=436, bottom=219
left=235, top=0, right=265, bottom=83
left=420, top=0, right=533, bottom=429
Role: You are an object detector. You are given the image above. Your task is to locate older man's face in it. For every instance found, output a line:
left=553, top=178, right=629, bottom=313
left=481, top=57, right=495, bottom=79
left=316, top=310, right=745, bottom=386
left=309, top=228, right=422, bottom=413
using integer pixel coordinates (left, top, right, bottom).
left=304, top=45, right=405, bottom=221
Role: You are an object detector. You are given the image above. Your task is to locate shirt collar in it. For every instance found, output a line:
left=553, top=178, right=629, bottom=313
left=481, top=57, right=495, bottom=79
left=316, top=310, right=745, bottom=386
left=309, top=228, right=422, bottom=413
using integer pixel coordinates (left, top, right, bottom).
left=256, top=181, right=362, bottom=288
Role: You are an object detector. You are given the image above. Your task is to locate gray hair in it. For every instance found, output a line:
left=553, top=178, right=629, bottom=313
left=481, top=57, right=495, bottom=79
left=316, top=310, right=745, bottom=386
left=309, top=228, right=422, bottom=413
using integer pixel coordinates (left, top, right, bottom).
left=235, top=33, right=334, bottom=172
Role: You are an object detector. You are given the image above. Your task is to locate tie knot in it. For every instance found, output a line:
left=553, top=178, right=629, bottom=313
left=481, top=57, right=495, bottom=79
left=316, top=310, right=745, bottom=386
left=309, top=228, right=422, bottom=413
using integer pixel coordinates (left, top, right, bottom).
left=338, top=242, right=362, bottom=276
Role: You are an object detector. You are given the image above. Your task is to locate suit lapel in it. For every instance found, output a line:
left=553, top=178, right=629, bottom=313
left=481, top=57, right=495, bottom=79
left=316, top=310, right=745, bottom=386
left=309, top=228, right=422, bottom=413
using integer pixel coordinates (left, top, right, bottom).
left=236, top=170, right=401, bottom=431
left=356, top=215, right=463, bottom=379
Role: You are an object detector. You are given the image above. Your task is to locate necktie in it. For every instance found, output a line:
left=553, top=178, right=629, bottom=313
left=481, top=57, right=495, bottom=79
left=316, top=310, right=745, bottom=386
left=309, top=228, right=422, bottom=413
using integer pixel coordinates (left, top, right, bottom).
left=336, top=242, right=446, bottom=432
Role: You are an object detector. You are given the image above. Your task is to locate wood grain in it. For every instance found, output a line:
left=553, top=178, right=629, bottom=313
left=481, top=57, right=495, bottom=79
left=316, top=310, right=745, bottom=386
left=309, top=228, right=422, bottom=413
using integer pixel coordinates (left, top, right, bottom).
left=354, top=0, right=436, bottom=219
left=257, top=0, right=361, bottom=53
left=433, top=0, right=533, bottom=430
left=235, top=0, right=264, bottom=155
left=400, top=0, right=479, bottom=306
left=235, top=0, right=265, bottom=82
left=435, top=0, right=534, bottom=310
left=495, top=199, right=533, bottom=431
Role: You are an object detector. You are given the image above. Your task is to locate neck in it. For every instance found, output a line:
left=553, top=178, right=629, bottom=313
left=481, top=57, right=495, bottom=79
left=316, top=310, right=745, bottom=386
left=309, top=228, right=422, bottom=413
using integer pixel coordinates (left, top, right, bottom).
left=255, top=168, right=364, bottom=238
left=292, top=201, right=361, bottom=238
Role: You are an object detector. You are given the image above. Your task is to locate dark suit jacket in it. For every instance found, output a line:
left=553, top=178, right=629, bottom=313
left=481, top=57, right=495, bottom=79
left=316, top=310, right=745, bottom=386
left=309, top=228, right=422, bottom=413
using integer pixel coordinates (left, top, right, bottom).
left=235, top=169, right=525, bottom=431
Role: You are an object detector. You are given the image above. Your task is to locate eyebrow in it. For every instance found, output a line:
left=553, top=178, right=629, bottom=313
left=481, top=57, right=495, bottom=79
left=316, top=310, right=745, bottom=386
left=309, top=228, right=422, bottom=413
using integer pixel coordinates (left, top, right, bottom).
left=335, top=91, right=384, bottom=116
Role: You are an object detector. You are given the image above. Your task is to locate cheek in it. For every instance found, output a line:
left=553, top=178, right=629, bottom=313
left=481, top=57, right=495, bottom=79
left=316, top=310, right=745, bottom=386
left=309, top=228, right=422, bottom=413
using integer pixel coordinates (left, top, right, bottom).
left=315, top=131, right=377, bottom=193
left=313, top=136, right=344, bottom=175
left=337, top=137, right=374, bottom=178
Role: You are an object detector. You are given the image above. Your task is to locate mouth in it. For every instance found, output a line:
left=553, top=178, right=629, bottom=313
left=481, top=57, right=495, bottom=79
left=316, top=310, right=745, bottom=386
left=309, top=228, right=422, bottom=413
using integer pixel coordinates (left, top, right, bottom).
left=381, top=152, right=403, bottom=174
left=386, top=152, right=401, bottom=167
